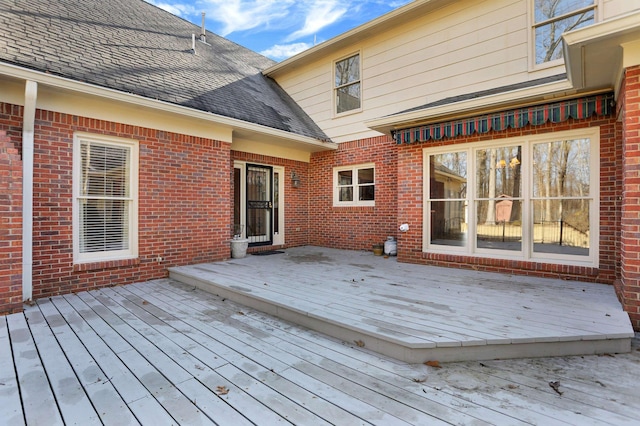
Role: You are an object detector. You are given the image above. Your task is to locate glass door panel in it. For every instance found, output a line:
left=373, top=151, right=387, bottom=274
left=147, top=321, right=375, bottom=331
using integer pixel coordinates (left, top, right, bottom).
left=246, top=164, right=272, bottom=245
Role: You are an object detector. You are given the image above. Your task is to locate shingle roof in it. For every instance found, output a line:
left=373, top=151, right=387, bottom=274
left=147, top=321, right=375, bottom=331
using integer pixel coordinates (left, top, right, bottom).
left=394, top=74, right=568, bottom=116
left=0, top=0, right=329, bottom=141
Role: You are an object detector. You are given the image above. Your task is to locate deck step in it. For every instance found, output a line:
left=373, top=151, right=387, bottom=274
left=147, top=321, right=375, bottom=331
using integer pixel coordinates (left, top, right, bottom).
left=169, top=250, right=633, bottom=363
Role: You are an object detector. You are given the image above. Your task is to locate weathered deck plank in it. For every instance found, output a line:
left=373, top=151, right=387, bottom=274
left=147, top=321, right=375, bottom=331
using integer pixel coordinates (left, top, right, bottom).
left=6, top=313, right=64, bottom=426
left=100, top=285, right=324, bottom=425
left=170, top=247, right=633, bottom=362
left=119, top=281, right=414, bottom=425
left=34, top=298, right=140, bottom=426
left=0, top=316, right=24, bottom=426
left=145, top=280, right=543, bottom=425
left=151, top=279, right=545, bottom=425
left=2, top=270, right=639, bottom=425
left=51, top=294, right=177, bottom=424
left=23, top=305, right=101, bottom=425
left=156, top=277, right=640, bottom=425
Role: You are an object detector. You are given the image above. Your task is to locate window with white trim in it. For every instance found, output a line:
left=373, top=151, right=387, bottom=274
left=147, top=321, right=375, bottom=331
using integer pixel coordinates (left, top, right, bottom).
left=334, top=164, right=375, bottom=207
left=532, top=0, right=597, bottom=65
left=334, top=53, right=361, bottom=114
left=424, top=128, right=599, bottom=266
left=73, top=133, right=138, bottom=263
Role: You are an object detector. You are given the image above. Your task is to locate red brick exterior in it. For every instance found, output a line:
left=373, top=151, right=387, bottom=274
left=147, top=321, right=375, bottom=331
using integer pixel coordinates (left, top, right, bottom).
left=309, top=135, right=398, bottom=250
left=0, top=125, right=23, bottom=314
left=1, top=90, right=638, bottom=329
left=395, top=115, right=622, bottom=285
left=618, top=66, right=640, bottom=330
left=1, top=102, right=232, bottom=302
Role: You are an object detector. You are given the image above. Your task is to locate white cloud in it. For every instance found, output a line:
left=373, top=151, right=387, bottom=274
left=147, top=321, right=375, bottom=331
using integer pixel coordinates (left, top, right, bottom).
left=201, top=0, right=295, bottom=36
left=285, top=0, right=347, bottom=41
left=199, top=0, right=349, bottom=41
left=145, top=0, right=196, bottom=17
left=260, top=42, right=313, bottom=60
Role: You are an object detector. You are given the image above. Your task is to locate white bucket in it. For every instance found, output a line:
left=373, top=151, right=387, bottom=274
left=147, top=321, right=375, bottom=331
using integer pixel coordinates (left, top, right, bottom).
left=230, top=239, right=249, bottom=258
left=384, top=236, right=397, bottom=256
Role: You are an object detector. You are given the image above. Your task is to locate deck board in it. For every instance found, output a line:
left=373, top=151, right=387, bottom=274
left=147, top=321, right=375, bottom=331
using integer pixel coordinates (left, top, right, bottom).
left=152, top=279, right=547, bottom=425
left=170, top=247, right=633, bottom=362
left=0, top=317, right=25, bottom=425
left=23, top=305, right=102, bottom=425
left=51, top=294, right=177, bottom=424
left=6, top=313, right=64, bottom=426
left=119, top=282, right=413, bottom=424
left=2, top=256, right=639, bottom=425
left=34, top=299, right=140, bottom=426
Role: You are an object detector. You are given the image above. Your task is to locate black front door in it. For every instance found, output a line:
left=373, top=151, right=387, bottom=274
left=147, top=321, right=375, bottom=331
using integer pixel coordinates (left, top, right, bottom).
left=246, top=164, right=273, bottom=246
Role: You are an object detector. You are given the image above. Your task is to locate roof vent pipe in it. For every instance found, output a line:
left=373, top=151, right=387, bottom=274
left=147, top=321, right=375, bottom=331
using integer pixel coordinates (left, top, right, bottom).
left=191, top=33, right=196, bottom=54
left=200, top=12, right=206, bottom=43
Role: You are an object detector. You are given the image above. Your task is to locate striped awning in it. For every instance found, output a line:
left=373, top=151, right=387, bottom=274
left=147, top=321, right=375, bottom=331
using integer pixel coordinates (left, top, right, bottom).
left=393, top=93, right=615, bottom=144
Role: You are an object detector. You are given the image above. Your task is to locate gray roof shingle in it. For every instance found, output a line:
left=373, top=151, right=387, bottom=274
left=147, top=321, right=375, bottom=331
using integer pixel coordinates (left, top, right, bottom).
left=0, top=0, right=329, bottom=141
left=393, top=74, right=568, bottom=116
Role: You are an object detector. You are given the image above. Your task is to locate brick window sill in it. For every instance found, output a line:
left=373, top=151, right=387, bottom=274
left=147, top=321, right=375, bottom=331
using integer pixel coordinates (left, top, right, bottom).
left=73, top=258, right=140, bottom=272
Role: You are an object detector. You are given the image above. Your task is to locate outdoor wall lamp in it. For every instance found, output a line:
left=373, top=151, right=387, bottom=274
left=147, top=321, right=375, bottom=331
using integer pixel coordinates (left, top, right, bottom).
left=291, top=171, right=301, bottom=188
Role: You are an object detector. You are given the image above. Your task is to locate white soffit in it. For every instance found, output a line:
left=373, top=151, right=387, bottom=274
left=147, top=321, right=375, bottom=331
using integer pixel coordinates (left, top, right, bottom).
left=563, top=10, right=640, bottom=92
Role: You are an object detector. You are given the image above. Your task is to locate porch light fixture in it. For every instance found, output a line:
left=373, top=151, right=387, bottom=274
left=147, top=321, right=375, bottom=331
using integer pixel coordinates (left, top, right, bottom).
left=291, top=171, right=301, bottom=188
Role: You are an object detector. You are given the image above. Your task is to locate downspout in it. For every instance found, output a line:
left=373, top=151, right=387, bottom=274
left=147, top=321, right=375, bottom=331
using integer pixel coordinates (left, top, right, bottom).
left=22, top=80, right=37, bottom=302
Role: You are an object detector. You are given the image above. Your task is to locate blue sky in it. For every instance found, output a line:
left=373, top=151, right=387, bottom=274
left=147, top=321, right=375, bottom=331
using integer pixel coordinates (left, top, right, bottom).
left=145, top=0, right=411, bottom=61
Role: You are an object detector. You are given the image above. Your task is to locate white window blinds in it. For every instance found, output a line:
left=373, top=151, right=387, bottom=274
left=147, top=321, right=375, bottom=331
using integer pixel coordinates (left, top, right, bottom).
left=78, top=140, right=131, bottom=254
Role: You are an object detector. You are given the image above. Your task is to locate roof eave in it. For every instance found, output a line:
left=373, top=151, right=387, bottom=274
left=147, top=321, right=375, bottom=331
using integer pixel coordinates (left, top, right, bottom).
left=563, top=9, right=640, bottom=95
left=0, top=62, right=336, bottom=151
left=365, top=79, right=578, bottom=134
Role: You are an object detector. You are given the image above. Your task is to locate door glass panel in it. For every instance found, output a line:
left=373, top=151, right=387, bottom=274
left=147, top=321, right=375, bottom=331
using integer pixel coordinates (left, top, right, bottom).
left=532, top=139, right=590, bottom=256
left=428, top=152, right=468, bottom=248
left=233, top=167, right=242, bottom=237
left=247, top=165, right=272, bottom=244
left=475, top=146, right=522, bottom=252
left=476, top=200, right=522, bottom=251
left=273, top=172, right=279, bottom=235
left=430, top=200, right=467, bottom=247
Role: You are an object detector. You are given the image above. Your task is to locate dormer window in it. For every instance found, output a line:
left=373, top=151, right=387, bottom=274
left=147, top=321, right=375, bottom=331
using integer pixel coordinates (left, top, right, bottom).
left=334, top=53, right=361, bottom=114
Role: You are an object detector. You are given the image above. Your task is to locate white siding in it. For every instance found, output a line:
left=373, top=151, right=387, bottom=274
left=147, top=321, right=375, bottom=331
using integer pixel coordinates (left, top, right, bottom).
left=273, top=0, right=637, bottom=143
left=603, top=0, right=639, bottom=19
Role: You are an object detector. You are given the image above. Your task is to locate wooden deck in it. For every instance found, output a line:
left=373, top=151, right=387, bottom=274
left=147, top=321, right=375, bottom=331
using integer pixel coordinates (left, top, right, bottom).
left=1, top=277, right=639, bottom=425
left=169, top=246, right=634, bottom=363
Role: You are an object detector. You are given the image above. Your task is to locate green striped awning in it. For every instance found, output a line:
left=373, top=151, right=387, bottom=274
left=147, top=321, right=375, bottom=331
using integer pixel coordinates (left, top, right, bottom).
left=393, top=93, right=615, bottom=144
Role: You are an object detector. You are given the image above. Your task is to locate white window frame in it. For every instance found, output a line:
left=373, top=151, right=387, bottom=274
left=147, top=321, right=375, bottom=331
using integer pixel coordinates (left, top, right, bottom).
left=423, top=128, right=600, bottom=267
left=333, top=51, right=362, bottom=116
left=72, top=132, right=138, bottom=263
left=528, top=0, right=601, bottom=71
left=333, top=163, right=375, bottom=207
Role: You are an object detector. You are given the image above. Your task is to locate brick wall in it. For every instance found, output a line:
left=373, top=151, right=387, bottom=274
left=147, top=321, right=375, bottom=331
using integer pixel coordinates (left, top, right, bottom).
left=619, top=66, right=640, bottom=330
left=309, top=135, right=398, bottom=250
left=231, top=151, right=310, bottom=250
left=395, top=115, right=621, bottom=284
left=0, top=128, right=23, bottom=314
left=0, top=102, right=231, bottom=305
